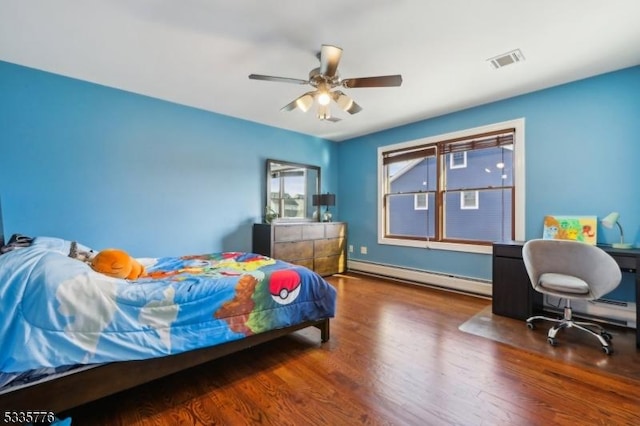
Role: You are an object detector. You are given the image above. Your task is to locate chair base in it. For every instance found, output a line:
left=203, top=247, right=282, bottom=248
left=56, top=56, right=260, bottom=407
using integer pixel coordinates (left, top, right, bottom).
left=526, top=305, right=614, bottom=355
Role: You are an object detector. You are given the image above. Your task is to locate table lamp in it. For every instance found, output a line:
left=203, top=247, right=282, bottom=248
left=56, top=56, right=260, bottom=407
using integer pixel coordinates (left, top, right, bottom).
left=601, top=212, right=632, bottom=249
left=312, top=193, right=336, bottom=222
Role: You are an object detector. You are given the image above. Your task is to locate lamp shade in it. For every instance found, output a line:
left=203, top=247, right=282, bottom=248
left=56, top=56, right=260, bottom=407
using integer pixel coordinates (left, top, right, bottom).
left=601, top=212, right=620, bottom=229
left=322, top=193, right=336, bottom=207
left=312, top=193, right=335, bottom=206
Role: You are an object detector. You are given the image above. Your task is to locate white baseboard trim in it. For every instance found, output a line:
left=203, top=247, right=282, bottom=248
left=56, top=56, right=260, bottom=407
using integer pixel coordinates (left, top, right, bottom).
left=347, top=259, right=492, bottom=297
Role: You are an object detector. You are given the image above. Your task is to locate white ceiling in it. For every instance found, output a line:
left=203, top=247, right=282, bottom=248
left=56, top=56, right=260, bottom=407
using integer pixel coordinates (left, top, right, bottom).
left=1, top=0, right=639, bottom=142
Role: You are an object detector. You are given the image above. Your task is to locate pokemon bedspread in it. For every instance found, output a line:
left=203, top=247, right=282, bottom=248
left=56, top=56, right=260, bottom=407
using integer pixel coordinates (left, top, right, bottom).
left=0, top=237, right=336, bottom=373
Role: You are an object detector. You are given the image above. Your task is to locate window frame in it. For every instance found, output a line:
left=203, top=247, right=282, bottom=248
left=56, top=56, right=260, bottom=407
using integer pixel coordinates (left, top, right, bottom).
left=377, top=118, right=525, bottom=254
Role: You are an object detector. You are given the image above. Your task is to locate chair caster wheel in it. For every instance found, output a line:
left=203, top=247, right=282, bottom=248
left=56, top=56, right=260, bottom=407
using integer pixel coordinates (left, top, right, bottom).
left=600, top=331, right=613, bottom=342
left=602, top=346, right=613, bottom=355
left=547, top=337, right=557, bottom=346
left=526, top=322, right=535, bottom=330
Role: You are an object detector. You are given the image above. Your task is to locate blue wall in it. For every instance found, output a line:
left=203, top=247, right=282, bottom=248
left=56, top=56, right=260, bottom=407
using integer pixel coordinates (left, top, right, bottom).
left=0, top=61, right=338, bottom=257
left=2, top=61, right=638, bottom=300
left=338, top=66, right=640, bottom=290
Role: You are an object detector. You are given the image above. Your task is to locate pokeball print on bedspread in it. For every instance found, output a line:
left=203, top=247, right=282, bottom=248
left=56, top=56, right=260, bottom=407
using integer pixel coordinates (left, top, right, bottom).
left=269, top=269, right=302, bottom=305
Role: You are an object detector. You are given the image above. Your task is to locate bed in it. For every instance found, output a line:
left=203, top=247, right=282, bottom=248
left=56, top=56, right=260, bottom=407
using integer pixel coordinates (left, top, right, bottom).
left=0, top=230, right=336, bottom=412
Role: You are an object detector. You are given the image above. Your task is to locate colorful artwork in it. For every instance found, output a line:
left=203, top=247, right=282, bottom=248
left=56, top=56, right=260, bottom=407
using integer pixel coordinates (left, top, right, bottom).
left=542, top=215, right=597, bottom=245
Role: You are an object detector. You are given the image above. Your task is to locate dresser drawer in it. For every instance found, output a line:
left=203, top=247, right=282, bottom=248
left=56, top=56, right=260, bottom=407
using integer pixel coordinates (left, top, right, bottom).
left=314, top=255, right=344, bottom=276
left=325, top=223, right=345, bottom=238
left=288, top=258, right=314, bottom=270
left=302, top=224, right=325, bottom=240
left=273, top=241, right=313, bottom=261
left=314, top=238, right=345, bottom=258
left=273, top=225, right=303, bottom=242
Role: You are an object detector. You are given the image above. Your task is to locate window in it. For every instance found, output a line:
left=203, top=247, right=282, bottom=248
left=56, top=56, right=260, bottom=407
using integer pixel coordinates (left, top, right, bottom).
left=378, top=119, right=525, bottom=253
left=269, top=169, right=306, bottom=218
left=414, top=193, right=428, bottom=210
left=460, top=191, right=479, bottom=209
left=449, top=152, right=467, bottom=169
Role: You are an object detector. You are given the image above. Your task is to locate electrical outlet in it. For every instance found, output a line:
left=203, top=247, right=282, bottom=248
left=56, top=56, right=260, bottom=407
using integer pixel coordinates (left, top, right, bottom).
left=360, top=246, right=368, bottom=255
left=348, top=245, right=354, bottom=253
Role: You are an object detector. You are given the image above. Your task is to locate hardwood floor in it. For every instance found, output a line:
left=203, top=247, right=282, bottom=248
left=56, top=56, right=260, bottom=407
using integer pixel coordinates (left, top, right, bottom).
left=64, top=273, right=640, bottom=425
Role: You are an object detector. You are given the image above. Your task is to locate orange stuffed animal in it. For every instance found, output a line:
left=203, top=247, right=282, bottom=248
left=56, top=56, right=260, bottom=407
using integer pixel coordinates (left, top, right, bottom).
left=90, top=248, right=146, bottom=280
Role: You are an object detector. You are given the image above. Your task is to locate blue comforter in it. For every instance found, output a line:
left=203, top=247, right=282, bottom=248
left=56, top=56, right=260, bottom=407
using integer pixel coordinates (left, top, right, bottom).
left=0, top=237, right=336, bottom=373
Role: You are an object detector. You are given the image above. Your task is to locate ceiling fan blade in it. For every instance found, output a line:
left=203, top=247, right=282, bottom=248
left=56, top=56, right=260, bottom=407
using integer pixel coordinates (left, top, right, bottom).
left=342, top=74, right=403, bottom=88
left=281, top=91, right=316, bottom=112
left=319, top=45, right=343, bottom=78
left=249, top=74, right=308, bottom=85
left=332, top=90, right=363, bottom=114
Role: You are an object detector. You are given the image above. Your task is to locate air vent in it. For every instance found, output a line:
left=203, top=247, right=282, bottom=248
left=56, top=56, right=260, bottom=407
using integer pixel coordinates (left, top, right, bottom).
left=488, top=49, right=525, bottom=69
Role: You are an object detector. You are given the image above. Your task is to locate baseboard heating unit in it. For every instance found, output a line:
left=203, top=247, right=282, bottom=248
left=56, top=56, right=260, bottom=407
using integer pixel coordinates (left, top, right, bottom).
left=347, top=260, right=492, bottom=297
left=545, top=295, right=637, bottom=329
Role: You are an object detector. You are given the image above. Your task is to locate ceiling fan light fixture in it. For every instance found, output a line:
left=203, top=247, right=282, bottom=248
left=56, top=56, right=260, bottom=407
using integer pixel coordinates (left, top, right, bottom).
left=332, top=90, right=362, bottom=114
left=336, top=93, right=353, bottom=111
left=317, top=91, right=331, bottom=106
left=317, top=104, right=331, bottom=120
left=295, top=94, right=314, bottom=112
left=251, top=44, right=402, bottom=120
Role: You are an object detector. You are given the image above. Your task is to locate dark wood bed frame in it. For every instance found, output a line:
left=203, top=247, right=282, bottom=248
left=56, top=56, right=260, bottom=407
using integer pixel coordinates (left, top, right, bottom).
left=0, top=319, right=329, bottom=412
left=0, top=200, right=331, bottom=412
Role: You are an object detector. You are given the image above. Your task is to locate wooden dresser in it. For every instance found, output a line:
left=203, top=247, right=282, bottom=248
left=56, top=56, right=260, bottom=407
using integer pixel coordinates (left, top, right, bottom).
left=252, top=222, right=347, bottom=276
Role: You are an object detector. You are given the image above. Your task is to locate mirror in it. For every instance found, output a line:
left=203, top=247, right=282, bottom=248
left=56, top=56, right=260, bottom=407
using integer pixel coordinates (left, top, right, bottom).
left=266, top=159, right=321, bottom=222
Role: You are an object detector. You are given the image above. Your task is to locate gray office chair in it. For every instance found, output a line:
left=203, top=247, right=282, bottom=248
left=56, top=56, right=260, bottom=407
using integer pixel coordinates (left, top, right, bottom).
left=522, top=239, right=622, bottom=354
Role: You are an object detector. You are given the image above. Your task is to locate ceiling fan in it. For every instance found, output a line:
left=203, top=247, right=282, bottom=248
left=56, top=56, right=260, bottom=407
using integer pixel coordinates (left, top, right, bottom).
left=249, top=44, right=403, bottom=122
